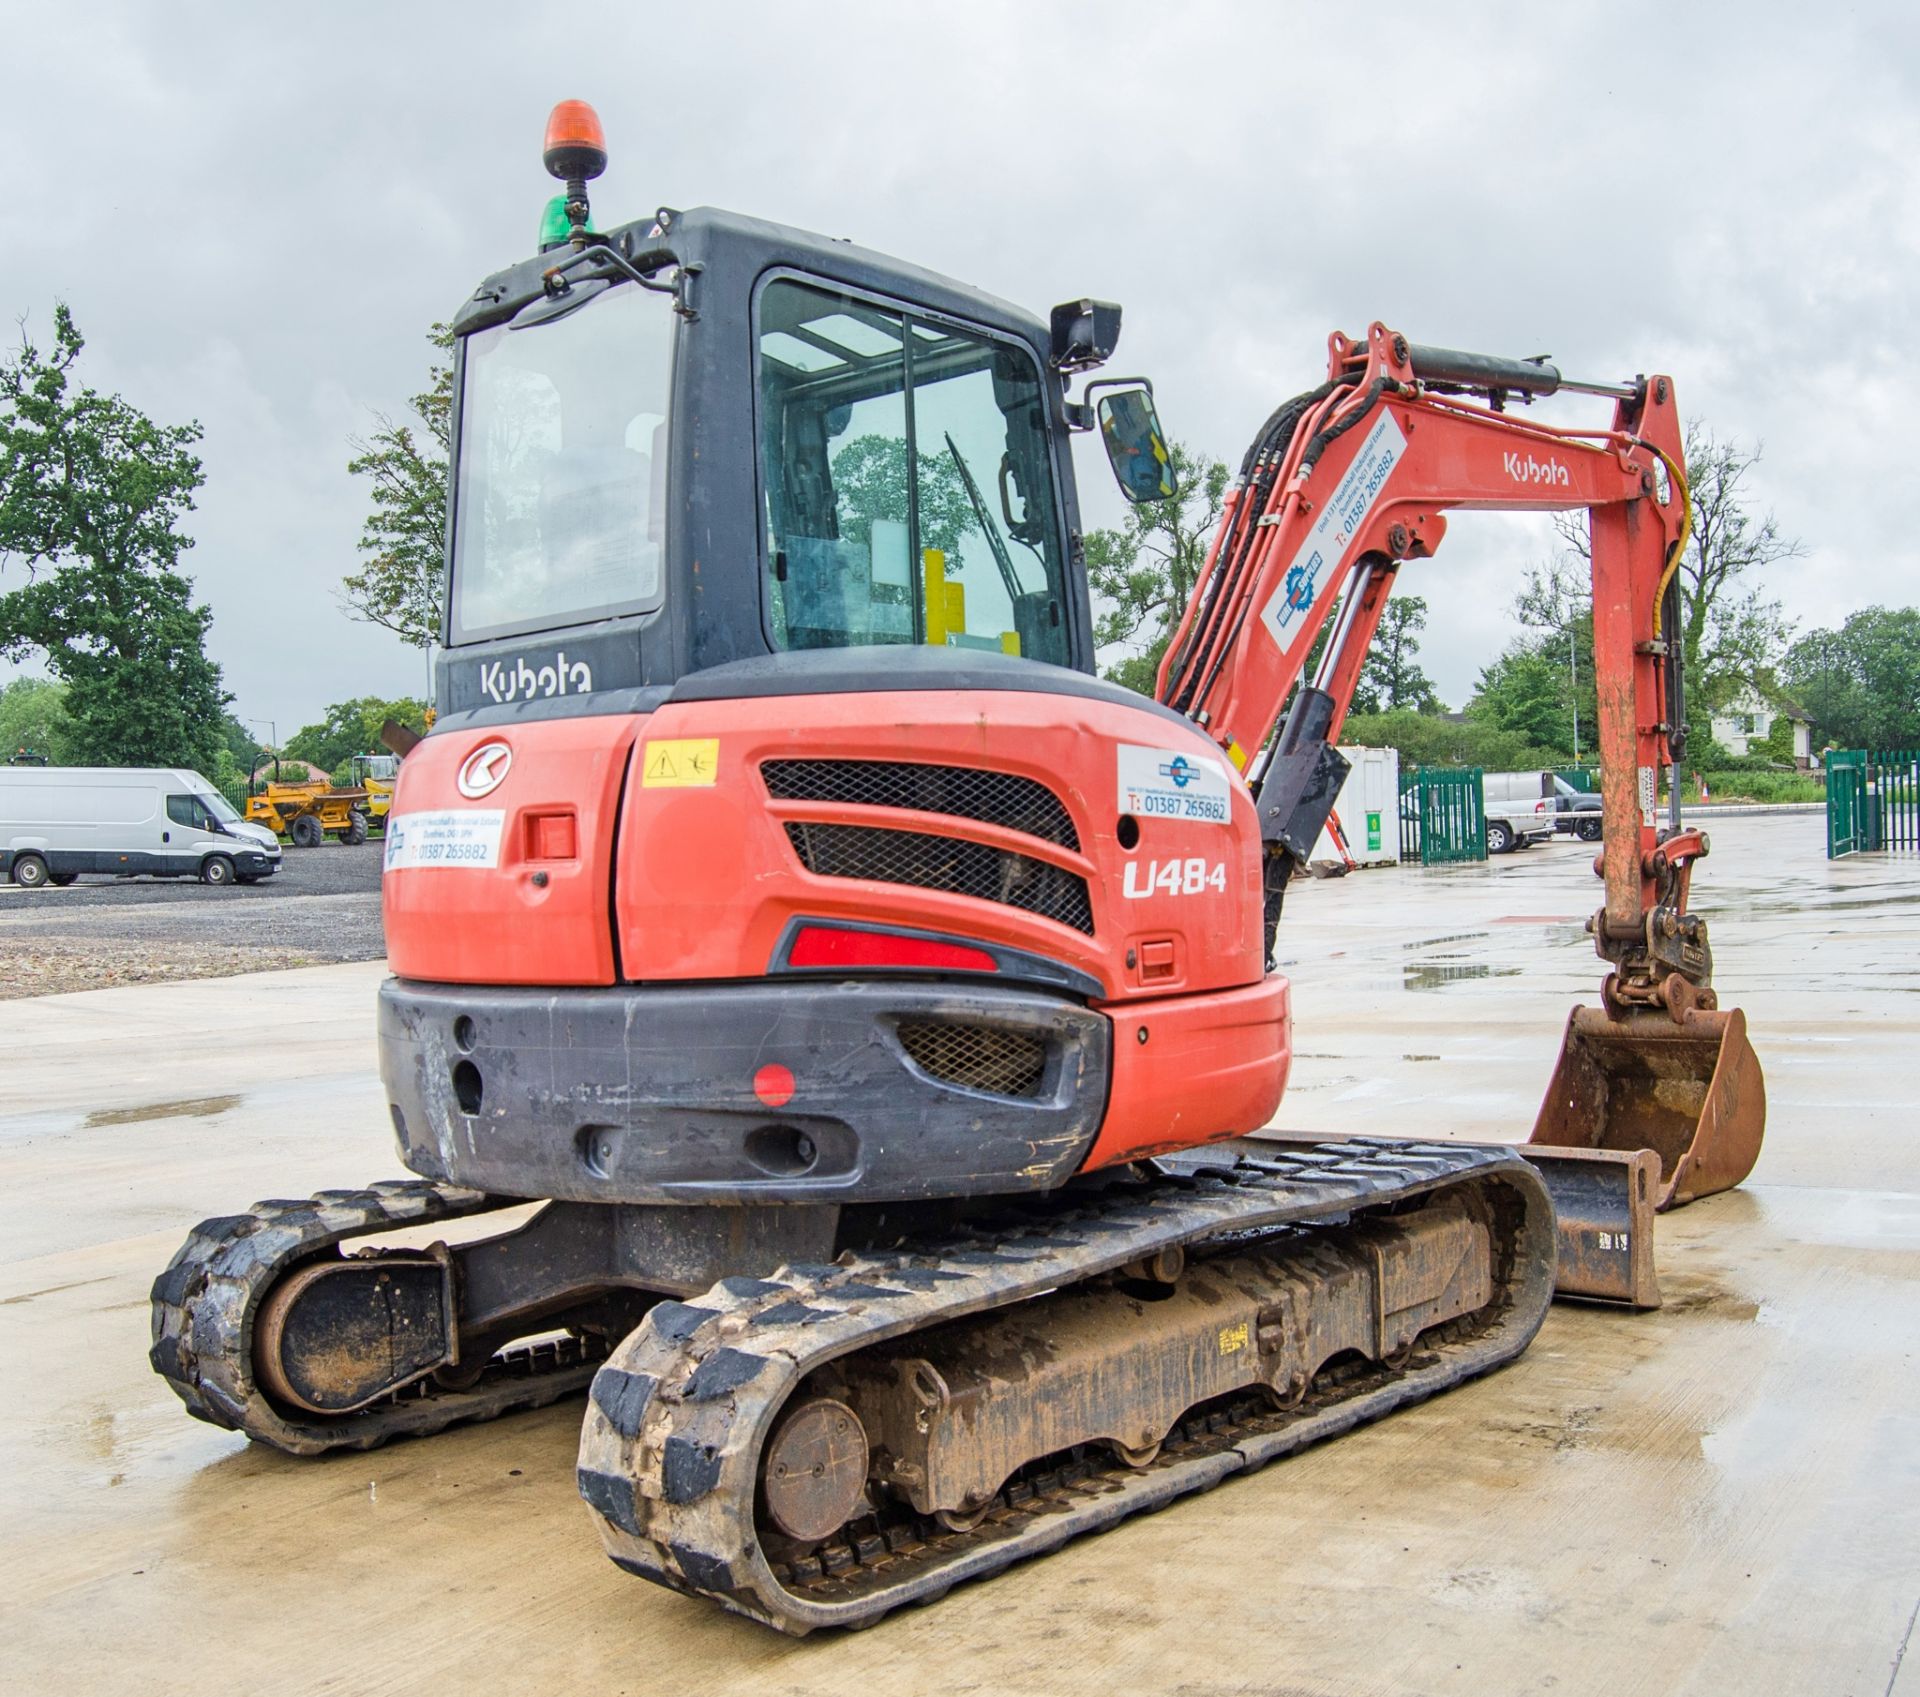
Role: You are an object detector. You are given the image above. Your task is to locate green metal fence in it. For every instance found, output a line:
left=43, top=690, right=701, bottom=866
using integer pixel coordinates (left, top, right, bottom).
left=1397, top=766, right=1488, bottom=865
left=1828, top=748, right=1920, bottom=858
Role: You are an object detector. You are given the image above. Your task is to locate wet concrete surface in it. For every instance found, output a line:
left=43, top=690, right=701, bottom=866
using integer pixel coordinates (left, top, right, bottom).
left=2, top=816, right=1915, bottom=1695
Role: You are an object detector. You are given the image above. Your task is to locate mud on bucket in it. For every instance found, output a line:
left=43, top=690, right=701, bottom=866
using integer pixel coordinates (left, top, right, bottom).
left=1528, top=1005, right=1765, bottom=1211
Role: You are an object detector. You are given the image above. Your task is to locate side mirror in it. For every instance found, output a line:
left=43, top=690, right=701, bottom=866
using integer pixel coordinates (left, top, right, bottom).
left=1049, top=299, right=1122, bottom=372
left=1097, top=385, right=1178, bottom=503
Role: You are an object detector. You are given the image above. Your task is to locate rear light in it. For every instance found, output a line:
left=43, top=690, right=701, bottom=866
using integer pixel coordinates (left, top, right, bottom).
left=788, top=924, right=998, bottom=974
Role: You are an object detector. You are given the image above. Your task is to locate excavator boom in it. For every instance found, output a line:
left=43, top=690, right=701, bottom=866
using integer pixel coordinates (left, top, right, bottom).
left=1158, top=322, right=1763, bottom=1266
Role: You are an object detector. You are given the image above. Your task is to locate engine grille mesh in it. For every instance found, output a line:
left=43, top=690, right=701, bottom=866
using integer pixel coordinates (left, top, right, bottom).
left=762, top=759, right=1079, bottom=850
left=782, top=823, right=1094, bottom=934
left=896, top=1021, right=1049, bottom=1099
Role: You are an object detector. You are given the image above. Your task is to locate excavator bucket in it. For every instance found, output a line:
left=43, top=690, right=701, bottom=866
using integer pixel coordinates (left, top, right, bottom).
left=1528, top=1005, right=1766, bottom=1211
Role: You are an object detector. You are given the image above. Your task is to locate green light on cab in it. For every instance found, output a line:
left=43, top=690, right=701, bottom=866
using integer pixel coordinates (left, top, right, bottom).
left=538, top=194, right=596, bottom=250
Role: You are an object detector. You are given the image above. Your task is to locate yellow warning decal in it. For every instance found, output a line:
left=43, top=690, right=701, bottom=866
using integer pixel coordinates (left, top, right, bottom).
left=641, top=738, right=720, bottom=788
left=1218, top=1320, right=1249, bottom=1356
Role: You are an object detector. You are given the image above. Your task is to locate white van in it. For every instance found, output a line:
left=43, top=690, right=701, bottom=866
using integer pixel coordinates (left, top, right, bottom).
left=0, top=766, right=283, bottom=888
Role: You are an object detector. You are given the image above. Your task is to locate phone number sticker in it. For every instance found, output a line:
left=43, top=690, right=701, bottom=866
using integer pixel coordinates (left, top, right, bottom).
left=1117, top=744, right=1232, bottom=824
left=384, top=809, right=506, bottom=871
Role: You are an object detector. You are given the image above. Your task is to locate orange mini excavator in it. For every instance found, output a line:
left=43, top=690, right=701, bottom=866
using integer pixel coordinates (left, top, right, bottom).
left=152, top=102, right=1763, bottom=1632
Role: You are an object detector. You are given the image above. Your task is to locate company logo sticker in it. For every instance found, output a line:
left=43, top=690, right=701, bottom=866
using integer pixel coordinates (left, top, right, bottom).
left=457, top=742, right=513, bottom=798
left=1259, top=410, right=1407, bottom=652
left=384, top=810, right=506, bottom=871
left=1118, top=744, right=1231, bottom=824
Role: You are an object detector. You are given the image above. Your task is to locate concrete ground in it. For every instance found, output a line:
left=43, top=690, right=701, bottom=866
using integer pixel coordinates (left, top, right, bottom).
left=0, top=839, right=384, bottom=997
left=2, top=816, right=1914, bottom=1695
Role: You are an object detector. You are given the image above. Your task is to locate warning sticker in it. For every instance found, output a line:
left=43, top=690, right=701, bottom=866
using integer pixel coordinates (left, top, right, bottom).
left=1218, top=1320, right=1249, bottom=1356
left=1258, top=410, right=1407, bottom=653
left=641, top=738, right=720, bottom=788
left=383, top=810, right=505, bottom=871
left=1638, top=764, right=1658, bottom=826
left=1118, top=743, right=1232, bottom=825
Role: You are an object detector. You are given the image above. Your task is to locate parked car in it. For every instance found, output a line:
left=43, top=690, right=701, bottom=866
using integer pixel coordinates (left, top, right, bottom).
left=1480, top=770, right=1559, bottom=854
left=1550, top=774, right=1604, bottom=839
left=0, top=766, right=283, bottom=887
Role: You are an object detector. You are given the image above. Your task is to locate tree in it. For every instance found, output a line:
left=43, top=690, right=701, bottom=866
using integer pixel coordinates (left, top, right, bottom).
left=0, top=675, right=75, bottom=764
left=1785, top=606, right=1920, bottom=749
left=285, top=695, right=431, bottom=779
left=1351, top=595, right=1440, bottom=714
left=0, top=305, right=228, bottom=770
left=1551, top=421, right=1797, bottom=717
left=1490, top=556, right=1597, bottom=757
left=342, top=324, right=453, bottom=653
left=829, top=434, right=979, bottom=562
left=1341, top=706, right=1560, bottom=772
left=1086, top=442, right=1230, bottom=696
left=1469, top=644, right=1580, bottom=756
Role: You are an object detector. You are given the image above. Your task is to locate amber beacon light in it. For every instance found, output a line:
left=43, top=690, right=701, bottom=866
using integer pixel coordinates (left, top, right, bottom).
left=543, top=100, right=608, bottom=238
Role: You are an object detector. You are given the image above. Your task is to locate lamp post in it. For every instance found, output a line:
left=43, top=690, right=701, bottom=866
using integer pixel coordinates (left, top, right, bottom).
left=245, top=718, right=277, bottom=754
left=1568, top=627, right=1580, bottom=762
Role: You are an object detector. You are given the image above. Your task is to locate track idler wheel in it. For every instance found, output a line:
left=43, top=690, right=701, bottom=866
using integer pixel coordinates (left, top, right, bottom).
left=253, top=1253, right=455, bottom=1415
left=760, top=1398, right=870, bottom=1543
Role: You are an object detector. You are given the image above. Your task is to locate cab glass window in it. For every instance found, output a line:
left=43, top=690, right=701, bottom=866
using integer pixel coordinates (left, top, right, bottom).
left=451, top=283, right=674, bottom=644
left=756, top=278, right=1068, bottom=664
left=166, top=794, right=206, bottom=829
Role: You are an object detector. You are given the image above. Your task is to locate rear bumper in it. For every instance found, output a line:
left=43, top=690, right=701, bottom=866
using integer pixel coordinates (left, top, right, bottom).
left=379, top=977, right=1111, bottom=1205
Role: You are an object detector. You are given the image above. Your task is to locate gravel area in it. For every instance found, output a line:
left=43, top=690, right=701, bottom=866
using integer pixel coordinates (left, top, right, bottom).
left=0, top=841, right=386, bottom=998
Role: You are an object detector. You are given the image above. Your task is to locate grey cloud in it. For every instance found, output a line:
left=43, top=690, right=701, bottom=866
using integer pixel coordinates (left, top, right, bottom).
left=2, top=0, right=1912, bottom=725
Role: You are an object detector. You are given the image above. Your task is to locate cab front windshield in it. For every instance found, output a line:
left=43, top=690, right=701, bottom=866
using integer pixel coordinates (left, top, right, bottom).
left=451, top=283, right=674, bottom=643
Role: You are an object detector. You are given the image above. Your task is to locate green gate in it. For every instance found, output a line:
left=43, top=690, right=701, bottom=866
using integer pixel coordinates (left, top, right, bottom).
left=1829, top=748, right=1920, bottom=858
left=1827, top=750, right=1865, bottom=857
left=1398, top=766, right=1487, bottom=865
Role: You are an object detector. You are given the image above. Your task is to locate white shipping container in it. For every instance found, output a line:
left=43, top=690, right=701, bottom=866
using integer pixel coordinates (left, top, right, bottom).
left=1311, top=745, right=1401, bottom=867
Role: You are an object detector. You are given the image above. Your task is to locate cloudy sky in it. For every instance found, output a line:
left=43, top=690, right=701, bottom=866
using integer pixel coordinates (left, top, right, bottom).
left=2, top=2, right=1914, bottom=733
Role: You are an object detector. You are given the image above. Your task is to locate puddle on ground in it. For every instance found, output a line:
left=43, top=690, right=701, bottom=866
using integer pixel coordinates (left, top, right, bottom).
left=1403, top=963, right=1524, bottom=992
left=84, top=1094, right=242, bottom=1129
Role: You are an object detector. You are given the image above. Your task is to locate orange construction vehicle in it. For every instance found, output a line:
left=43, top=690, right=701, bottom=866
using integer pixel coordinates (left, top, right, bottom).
left=151, top=102, right=1762, bottom=1633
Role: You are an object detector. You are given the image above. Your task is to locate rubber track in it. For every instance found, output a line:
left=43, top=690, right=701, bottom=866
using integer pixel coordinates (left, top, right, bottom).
left=149, top=1180, right=604, bottom=1455
left=575, top=1139, right=1556, bottom=1633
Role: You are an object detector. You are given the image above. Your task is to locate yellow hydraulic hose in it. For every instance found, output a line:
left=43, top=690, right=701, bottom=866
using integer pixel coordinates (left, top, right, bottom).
left=1645, top=443, right=1693, bottom=639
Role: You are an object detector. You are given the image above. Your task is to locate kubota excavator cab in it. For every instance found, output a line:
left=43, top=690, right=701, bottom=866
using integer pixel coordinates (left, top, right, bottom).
left=378, top=179, right=1290, bottom=1219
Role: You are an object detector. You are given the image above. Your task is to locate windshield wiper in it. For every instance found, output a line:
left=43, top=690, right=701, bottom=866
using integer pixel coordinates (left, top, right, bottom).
left=943, top=432, right=1026, bottom=602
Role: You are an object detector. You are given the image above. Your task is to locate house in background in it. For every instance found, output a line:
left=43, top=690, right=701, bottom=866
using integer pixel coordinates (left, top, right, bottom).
left=1710, top=681, right=1815, bottom=767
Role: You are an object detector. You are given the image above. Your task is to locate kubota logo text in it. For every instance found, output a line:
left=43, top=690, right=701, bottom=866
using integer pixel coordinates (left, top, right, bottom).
left=1503, top=451, right=1571, bottom=488
left=478, top=652, right=593, bottom=704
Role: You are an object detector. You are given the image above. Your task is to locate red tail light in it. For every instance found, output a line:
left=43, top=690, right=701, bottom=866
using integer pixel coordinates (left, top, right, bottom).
left=788, top=925, right=998, bottom=973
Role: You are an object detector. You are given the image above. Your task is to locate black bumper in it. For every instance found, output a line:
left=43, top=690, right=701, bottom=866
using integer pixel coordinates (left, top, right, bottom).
left=378, top=978, right=1111, bottom=1206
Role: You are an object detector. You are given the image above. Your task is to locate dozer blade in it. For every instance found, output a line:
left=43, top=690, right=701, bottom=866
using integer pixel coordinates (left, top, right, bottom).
left=1516, top=1146, right=1661, bottom=1308
left=1528, top=1004, right=1766, bottom=1211
left=1251, top=1134, right=1661, bottom=1309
